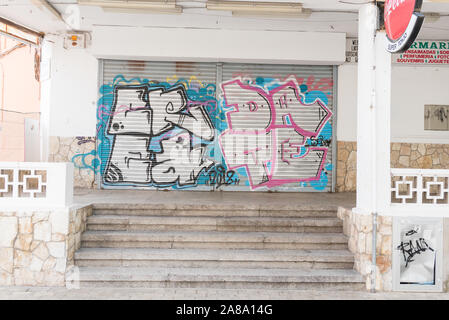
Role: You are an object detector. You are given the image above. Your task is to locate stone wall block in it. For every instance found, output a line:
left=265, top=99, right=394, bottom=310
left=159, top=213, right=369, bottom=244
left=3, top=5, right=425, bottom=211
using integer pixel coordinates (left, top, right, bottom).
left=0, top=217, right=18, bottom=247
left=75, top=213, right=82, bottom=233
left=379, top=223, right=392, bottom=236
left=357, top=232, right=366, bottom=254
left=337, top=141, right=449, bottom=192
left=14, top=250, right=32, bottom=268
left=30, top=241, right=40, bottom=252
left=47, top=242, right=66, bottom=259
left=380, top=216, right=392, bottom=225
left=50, top=211, right=69, bottom=234
left=382, top=270, right=393, bottom=291
left=417, top=144, right=426, bottom=156
left=0, top=205, right=91, bottom=287
left=29, top=256, right=44, bottom=272
left=398, top=156, right=410, bottom=167
left=52, top=233, right=66, bottom=241
left=0, top=270, right=14, bottom=286
left=43, top=271, right=64, bottom=286
left=365, top=232, right=372, bottom=255
left=50, top=136, right=60, bottom=155
left=360, top=215, right=372, bottom=233
left=32, top=212, right=48, bottom=224
left=14, top=234, right=33, bottom=251
left=348, top=234, right=357, bottom=253
left=410, top=151, right=420, bottom=161
left=0, top=248, right=14, bottom=273
left=376, top=255, right=391, bottom=274
left=55, top=258, right=67, bottom=273
left=391, top=150, right=400, bottom=163
left=75, top=233, right=81, bottom=250
left=381, top=235, right=392, bottom=255
left=376, top=233, right=383, bottom=255
left=33, top=243, right=49, bottom=261
left=338, top=206, right=394, bottom=292
left=13, top=268, right=35, bottom=286
left=400, top=144, right=411, bottom=156
left=42, top=257, right=56, bottom=271
left=34, top=222, right=51, bottom=242
left=49, top=136, right=96, bottom=188
left=19, top=217, right=33, bottom=234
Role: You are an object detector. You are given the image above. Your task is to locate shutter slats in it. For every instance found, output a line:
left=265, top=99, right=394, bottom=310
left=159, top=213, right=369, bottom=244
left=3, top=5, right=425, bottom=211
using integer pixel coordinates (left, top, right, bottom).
left=98, top=60, right=335, bottom=192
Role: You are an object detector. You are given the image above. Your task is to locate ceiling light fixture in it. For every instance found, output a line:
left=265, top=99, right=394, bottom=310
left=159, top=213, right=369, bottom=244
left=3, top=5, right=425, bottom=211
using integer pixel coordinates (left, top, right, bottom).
left=78, top=0, right=183, bottom=14
left=206, top=1, right=304, bottom=14
left=231, top=8, right=312, bottom=19
left=424, top=12, right=441, bottom=23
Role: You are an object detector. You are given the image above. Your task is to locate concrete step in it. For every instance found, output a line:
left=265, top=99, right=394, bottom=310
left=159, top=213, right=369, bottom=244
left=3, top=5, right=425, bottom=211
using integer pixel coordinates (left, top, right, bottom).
left=68, top=266, right=365, bottom=290
left=74, top=248, right=355, bottom=269
left=81, top=231, right=349, bottom=250
left=86, top=215, right=343, bottom=233
left=92, top=203, right=338, bottom=218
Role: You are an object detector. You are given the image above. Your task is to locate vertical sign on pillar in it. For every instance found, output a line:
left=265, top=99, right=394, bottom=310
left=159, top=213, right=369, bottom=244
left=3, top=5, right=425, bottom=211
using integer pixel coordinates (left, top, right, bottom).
left=384, top=0, right=425, bottom=53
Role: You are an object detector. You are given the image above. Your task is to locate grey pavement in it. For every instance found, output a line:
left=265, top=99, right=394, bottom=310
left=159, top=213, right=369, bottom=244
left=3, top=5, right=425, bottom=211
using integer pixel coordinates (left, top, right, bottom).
left=0, top=286, right=448, bottom=300
left=52, top=190, right=447, bottom=300
left=73, top=188, right=356, bottom=209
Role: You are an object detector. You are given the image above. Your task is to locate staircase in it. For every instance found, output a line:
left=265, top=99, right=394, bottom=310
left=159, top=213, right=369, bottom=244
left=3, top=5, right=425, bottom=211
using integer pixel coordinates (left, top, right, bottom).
left=72, top=203, right=365, bottom=290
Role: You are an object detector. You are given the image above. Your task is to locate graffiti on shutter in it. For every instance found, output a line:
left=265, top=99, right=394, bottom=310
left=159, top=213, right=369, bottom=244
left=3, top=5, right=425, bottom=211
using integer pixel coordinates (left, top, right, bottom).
left=219, top=76, right=332, bottom=190
left=97, top=68, right=333, bottom=191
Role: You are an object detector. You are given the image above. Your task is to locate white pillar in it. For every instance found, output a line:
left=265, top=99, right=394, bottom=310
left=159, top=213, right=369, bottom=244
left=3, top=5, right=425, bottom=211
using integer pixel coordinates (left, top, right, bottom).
left=374, top=31, right=391, bottom=214
left=355, top=4, right=391, bottom=215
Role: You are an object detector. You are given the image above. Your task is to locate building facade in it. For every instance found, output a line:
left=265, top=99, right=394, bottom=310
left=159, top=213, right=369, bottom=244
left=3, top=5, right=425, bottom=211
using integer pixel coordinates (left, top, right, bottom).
left=1, top=0, right=449, bottom=292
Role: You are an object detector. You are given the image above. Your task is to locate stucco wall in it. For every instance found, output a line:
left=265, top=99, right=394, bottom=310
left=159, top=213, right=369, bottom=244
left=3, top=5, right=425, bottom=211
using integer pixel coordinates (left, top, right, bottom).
left=0, top=36, right=40, bottom=161
left=337, top=63, right=449, bottom=144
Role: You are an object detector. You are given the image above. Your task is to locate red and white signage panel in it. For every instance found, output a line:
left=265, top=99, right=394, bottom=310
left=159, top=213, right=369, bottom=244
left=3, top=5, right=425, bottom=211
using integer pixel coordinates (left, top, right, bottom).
left=384, top=0, right=424, bottom=53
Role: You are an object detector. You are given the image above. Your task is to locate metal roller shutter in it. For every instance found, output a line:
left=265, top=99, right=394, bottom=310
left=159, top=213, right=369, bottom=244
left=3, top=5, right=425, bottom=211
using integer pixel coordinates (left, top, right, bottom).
left=219, top=63, right=335, bottom=192
left=97, top=60, right=336, bottom=192
left=98, top=60, right=218, bottom=190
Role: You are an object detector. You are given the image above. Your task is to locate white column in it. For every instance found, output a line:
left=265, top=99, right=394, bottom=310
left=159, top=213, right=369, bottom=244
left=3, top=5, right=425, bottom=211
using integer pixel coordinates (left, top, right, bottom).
left=355, top=4, right=391, bottom=215
left=374, top=32, right=391, bottom=213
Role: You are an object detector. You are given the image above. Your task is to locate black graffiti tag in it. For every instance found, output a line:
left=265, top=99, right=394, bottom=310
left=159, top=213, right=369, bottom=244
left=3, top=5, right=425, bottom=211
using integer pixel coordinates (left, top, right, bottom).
left=304, top=135, right=332, bottom=147
left=397, top=236, right=434, bottom=268
left=76, top=136, right=95, bottom=145
left=207, top=164, right=240, bottom=188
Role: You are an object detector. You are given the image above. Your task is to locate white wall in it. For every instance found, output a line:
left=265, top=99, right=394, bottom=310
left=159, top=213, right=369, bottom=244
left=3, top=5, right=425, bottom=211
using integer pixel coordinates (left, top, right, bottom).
left=46, top=35, right=99, bottom=138
left=337, top=63, right=449, bottom=144
left=337, top=63, right=358, bottom=142
left=41, top=27, right=346, bottom=145
left=92, top=27, right=346, bottom=65
left=391, top=65, right=449, bottom=143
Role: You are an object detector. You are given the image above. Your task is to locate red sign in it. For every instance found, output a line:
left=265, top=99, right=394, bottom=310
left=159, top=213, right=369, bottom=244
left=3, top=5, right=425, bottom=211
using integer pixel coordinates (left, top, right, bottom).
left=384, top=0, right=424, bottom=53
left=385, top=0, right=416, bottom=41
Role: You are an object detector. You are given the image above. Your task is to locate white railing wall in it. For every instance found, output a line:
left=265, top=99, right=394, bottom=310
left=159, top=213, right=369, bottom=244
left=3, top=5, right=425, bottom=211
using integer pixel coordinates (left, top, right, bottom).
left=389, top=168, right=449, bottom=217
left=0, top=162, right=73, bottom=208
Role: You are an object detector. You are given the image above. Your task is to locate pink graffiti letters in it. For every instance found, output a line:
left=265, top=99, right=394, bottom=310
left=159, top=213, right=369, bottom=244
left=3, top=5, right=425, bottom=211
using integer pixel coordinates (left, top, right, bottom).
left=219, top=77, right=332, bottom=190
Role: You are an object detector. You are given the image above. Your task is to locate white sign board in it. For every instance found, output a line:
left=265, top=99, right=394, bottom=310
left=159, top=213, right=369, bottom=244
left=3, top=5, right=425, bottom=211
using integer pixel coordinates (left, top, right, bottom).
left=346, top=39, right=449, bottom=66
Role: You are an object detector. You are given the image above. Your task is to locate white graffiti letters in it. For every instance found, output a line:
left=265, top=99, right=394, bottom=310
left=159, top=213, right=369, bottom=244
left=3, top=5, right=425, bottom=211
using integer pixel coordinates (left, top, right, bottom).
left=104, top=85, right=215, bottom=186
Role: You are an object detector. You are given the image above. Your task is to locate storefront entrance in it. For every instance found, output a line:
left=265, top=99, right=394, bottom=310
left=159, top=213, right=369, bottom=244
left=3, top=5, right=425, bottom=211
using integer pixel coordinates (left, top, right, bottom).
left=97, top=60, right=337, bottom=192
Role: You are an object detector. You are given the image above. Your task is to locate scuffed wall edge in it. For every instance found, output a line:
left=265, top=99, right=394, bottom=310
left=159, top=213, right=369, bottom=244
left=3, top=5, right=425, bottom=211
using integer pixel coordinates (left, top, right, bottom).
left=337, top=206, right=393, bottom=291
